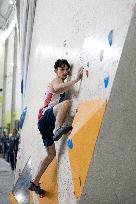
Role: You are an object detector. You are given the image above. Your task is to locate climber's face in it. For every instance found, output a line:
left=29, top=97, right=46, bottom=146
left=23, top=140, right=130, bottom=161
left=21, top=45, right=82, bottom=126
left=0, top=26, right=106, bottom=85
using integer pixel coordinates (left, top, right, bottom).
left=55, top=64, right=71, bottom=81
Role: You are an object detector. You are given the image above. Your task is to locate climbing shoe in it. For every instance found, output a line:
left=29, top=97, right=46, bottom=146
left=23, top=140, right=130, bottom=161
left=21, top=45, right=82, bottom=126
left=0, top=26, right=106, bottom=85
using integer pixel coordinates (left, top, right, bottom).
left=29, top=181, right=45, bottom=197
left=53, top=125, right=72, bottom=141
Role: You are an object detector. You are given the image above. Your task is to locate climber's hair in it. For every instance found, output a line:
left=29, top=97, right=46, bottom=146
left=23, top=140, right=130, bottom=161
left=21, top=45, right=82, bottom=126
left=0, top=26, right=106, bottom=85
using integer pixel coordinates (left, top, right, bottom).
left=54, top=59, right=71, bottom=70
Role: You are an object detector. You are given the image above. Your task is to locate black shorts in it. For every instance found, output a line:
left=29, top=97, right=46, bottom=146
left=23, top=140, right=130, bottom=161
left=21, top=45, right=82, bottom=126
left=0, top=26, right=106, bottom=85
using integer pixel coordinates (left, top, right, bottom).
left=37, top=107, right=56, bottom=147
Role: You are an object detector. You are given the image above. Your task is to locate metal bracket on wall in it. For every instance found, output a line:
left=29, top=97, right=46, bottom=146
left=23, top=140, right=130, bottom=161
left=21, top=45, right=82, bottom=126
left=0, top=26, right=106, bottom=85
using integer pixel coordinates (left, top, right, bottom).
left=12, top=157, right=32, bottom=204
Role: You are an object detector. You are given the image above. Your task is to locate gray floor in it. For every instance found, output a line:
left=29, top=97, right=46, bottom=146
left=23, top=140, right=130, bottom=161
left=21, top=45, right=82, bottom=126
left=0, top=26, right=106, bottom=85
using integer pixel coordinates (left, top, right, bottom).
left=0, top=157, right=14, bottom=204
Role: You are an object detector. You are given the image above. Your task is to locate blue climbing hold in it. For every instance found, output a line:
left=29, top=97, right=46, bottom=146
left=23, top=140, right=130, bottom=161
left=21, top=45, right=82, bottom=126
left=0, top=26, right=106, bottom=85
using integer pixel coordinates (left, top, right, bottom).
left=19, top=106, right=27, bottom=129
left=108, top=30, right=113, bottom=46
left=67, top=139, right=73, bottom=149
left=104, top=76, right=109, bottom=88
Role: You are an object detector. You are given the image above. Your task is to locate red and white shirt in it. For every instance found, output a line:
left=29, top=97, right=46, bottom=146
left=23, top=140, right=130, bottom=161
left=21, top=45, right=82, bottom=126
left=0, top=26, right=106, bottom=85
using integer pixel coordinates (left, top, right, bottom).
left=38, top=90, right=65, bottom=121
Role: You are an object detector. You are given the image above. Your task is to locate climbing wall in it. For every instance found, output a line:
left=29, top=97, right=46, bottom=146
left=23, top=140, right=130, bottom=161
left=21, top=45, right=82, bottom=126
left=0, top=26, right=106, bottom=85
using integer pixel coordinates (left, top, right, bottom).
left=11, top=0, right=136, bottom=204
left=68, top=100, right=107, bottom=199
left=79, top=7, right=136, bottom=203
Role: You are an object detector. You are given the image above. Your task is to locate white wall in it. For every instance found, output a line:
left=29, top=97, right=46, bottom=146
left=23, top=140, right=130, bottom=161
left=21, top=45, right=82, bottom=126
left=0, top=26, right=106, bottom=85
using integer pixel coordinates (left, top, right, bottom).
left=16, top=0, right=136, bottom=203
left=1, top=28, right=21, bottom=129
left=15, top=54, right=21, bottom=121
left=0, top=43, right=5, bottom=127
left=4, top=30, right=15, bottom=126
